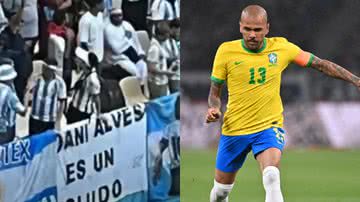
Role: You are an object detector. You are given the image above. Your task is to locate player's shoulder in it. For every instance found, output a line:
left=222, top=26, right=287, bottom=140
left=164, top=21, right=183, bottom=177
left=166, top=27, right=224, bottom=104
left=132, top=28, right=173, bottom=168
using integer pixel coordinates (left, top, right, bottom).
left=217, top=39, right=241, bottom=50
left=267, top=37, right=293, bottom=45
left=267, top=37, right=298, bottom=49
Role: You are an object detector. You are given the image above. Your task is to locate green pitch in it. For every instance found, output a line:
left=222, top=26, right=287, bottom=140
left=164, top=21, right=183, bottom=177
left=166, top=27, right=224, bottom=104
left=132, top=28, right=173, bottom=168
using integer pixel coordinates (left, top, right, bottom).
left=181, top=149, right=360, bottom=202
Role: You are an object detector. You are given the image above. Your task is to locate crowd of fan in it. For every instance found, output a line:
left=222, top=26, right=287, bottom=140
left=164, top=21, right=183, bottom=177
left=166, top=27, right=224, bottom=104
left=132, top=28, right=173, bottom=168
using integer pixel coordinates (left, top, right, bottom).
left=0, top=0, right=180, bottom=144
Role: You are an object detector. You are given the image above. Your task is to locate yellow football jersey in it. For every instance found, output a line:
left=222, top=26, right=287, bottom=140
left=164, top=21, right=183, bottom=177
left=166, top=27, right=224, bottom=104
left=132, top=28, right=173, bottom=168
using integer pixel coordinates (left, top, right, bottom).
left=211, top=37, right=313, bottom=135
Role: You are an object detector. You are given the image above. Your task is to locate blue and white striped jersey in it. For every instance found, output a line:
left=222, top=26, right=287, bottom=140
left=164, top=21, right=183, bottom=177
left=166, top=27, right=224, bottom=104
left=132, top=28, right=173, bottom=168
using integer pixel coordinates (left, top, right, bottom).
left=0, top=83, right=24, bottom=131
left=71, top=69, right=101, bottom=114
left=30, top=75, right=67, bottom=122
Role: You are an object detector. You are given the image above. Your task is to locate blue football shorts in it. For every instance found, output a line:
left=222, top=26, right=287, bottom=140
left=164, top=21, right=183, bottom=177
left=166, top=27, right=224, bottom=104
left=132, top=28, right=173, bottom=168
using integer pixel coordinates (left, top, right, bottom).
left=216, top=127, right=285, bottom=173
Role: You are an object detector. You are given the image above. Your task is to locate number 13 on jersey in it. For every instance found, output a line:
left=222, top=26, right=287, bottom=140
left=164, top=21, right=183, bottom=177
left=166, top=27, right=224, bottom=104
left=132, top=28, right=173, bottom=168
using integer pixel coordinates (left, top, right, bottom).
left=249, top=67, right=267, bottom=84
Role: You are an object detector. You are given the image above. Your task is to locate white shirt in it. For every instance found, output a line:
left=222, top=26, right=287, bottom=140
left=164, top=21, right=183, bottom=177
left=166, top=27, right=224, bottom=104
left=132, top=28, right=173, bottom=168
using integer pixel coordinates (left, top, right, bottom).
left=147, top=38, right=168, bottom=85
left=19, top=0, right=39, bottom=39
left=150, top=0, right=175, bottom=21
left=78, top=12, right=105, bottom=61
left=72, top=69, right=101, bottom=114
left=104, top=20, right=145, bottom=64
left=0, top=83, right=24, bottom=130
left=30, top=75, right=67, bottom=122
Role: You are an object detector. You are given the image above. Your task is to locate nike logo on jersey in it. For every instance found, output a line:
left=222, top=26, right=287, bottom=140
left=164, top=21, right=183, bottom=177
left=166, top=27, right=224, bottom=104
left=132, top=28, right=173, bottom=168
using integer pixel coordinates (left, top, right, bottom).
left=234, top=61, right=243, bottom=65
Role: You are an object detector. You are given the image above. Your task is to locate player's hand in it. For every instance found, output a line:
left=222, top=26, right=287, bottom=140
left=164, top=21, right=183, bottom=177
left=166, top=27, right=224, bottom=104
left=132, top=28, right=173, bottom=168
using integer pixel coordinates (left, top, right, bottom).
left=206, top=107, right=221, bottom=123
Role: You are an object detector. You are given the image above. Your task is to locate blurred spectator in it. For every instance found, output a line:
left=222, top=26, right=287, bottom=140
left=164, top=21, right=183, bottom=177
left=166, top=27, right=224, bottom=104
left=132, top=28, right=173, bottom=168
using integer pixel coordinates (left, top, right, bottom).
left=147, top=0, right=175, bottom=36
left=149, top=0, right=175, bottom=21
left=37, top=0, right=72, bottom=59
left=165, top=0, right=179, bottom=19
left=0, top=8, right=33, bottom=103
left=48, top=9, right=75, bottom=92
left=48, top=10, right=68, bottom=39
left=25, top=59, right=66, bottom=135
left=78, top=0, right=105, bottom=62
left=147, top=21, right=174, bottom=99
left=17, top=0, right=38, bottom=55
left=66, top=48, right=102, bottom=124
left=104, top=8, right=147, bottom=85
left=161, top=18, right=179, bottom=93
left=0, top=59, right=26, bottom=144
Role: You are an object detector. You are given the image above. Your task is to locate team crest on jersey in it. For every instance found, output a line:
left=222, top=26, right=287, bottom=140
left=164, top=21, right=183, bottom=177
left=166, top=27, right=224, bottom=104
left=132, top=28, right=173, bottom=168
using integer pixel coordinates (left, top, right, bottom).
left=268, top=53, right=278, bottom=65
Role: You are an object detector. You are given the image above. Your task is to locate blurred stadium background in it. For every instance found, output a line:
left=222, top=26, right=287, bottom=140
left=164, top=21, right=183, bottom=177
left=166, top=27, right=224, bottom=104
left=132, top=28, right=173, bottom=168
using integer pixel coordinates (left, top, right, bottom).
left=181, top=0, right=360, bottom=201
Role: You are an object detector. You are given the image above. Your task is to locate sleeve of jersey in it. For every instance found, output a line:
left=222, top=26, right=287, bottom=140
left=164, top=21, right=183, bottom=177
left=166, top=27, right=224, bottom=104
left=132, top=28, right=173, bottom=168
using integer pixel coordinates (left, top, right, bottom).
left=210, top=44, right=227, bottom=85
left=8, top=93, right=25, bottom=112
left=288, top=42, right=314, bottom=67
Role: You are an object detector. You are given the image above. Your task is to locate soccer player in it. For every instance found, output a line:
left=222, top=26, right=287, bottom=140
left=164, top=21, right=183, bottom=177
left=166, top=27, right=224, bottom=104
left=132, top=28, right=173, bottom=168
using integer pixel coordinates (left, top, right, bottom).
left=206, top=5, right=360, bottom=202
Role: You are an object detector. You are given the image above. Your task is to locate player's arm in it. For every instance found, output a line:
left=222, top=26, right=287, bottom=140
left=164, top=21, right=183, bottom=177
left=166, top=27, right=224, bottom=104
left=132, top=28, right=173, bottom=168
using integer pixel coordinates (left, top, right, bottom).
left=207, top=43, right=227, bottom=123
left=293, top=51, right=360, bottom=89
left=206, top=80, right=223, bottom=123
left=309, top=56, right=360, bottom=89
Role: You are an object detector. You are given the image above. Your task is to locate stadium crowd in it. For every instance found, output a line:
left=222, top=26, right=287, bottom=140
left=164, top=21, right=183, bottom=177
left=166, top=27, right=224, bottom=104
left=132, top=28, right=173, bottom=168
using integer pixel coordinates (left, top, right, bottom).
left=0, top=0, right=180, bottom=144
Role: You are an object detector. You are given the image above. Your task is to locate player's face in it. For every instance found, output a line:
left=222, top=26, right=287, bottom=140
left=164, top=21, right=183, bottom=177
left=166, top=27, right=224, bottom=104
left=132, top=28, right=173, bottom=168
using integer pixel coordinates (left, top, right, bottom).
left=240, top=16, right=269, bottom=51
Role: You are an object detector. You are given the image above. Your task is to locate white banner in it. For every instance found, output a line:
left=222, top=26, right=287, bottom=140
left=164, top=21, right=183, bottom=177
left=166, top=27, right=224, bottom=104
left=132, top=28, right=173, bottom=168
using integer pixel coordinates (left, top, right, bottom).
left=57, top=103, right=148, bottom=202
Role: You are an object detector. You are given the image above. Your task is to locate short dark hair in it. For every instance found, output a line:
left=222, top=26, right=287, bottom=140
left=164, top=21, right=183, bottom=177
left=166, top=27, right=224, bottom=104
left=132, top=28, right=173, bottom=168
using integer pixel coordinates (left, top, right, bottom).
left=44, top=58, right=58, bottom=66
